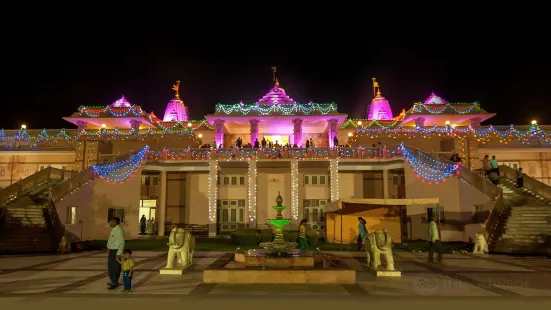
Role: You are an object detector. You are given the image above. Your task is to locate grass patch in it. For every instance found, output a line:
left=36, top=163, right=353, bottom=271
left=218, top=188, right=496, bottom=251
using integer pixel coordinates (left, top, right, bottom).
left=80, top=238, right=471, bottom=253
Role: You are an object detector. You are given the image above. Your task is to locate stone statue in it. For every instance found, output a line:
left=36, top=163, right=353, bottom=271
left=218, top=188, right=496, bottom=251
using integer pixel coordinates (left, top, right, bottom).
left=58, top=235, right=71, bottom=253
left=365, top=229, right=395, bottom=271
left=165, top=228, right=195, bottom=268
left=472, top=233, right=489, bottom=254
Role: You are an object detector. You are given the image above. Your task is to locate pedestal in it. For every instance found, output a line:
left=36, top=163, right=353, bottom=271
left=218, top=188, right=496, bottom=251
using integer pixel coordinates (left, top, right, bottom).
left=159, top=263, right=194, bottom=275
left=365, top=266, right=401, bottom=277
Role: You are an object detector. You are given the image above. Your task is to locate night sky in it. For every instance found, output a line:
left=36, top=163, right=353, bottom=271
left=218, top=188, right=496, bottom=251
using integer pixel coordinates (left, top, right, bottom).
left=3, top=5, right=550, bottom=129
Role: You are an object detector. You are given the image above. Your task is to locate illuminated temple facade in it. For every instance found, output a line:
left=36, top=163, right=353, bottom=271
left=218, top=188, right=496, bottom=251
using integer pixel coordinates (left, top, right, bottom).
left=1, top=76, right=551, bottom=247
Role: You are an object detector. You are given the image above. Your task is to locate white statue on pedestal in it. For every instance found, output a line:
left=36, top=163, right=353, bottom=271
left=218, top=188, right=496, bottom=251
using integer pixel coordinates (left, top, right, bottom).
left=165, top=228, right=195, bottom=268
left=472, top=233, right=489, bottom=254
left=58, top=235, right=71, bottom=253
left=365, top=229, right=395, bottom=271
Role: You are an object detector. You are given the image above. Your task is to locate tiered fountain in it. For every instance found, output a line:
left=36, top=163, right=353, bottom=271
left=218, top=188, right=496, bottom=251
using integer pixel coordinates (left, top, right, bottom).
left=202, top=193, right=356, bottom=284
left=258, top=191, right=298, bottom=255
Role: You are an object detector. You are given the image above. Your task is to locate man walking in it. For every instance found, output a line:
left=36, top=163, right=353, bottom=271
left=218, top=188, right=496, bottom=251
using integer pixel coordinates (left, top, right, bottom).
left=107, top=217, right=125, bottom=289
left=428, top=216, right=443, bottom=263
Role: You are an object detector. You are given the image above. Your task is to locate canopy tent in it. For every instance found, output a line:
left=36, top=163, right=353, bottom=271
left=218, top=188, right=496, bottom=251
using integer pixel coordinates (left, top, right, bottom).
left=324, top=198, right=440, bottom=244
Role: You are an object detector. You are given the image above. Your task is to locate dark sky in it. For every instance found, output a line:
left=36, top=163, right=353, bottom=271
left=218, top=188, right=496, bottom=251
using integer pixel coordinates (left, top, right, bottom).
left=2, top=5, right=550, bottom=129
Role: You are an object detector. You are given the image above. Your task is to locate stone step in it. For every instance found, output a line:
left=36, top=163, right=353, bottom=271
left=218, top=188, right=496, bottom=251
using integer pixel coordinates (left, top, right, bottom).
left=506, top=219, right=549, bottom=224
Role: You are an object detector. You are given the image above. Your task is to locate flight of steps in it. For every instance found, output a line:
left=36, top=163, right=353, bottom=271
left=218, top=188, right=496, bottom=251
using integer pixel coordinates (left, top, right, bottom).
left=0, top=179, right=63, bottom=254
left=490, top=178, right=551, bottom=255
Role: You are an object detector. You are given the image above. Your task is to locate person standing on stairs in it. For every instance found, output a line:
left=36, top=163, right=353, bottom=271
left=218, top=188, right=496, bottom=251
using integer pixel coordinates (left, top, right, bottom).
left=517, top=168, right=524, bottom=188
left=482, top=155, right=492, bottom=177
left=106, top=217, right=125, bottom=290
left=490, top=156, right=499, bottom=177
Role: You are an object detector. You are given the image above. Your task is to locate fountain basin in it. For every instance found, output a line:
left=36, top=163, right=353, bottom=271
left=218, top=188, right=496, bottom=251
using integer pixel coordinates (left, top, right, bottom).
left=203, top=252, right=356, bottom=284
left=234, top=249, right=314, bottom=268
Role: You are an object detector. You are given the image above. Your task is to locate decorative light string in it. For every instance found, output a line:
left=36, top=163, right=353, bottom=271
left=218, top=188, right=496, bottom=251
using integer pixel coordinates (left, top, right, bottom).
left=92, top=146, right=150, bottom=183
left=400, top=143, right=460, bottom=183
left=247, top=159, right=257, bottom=223
left=214, top=102, right=338, bottom=116
left=208, top=160, right=219, bottom=223
left=330, top=159, right=340, bottom=201
left=3, top=124, right=549, bottom=149
left=290, top=160, right=299, bottom=220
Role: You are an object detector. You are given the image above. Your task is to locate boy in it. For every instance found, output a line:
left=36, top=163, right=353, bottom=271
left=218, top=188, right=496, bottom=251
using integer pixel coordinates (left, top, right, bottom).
left=117, top=249, right=134, bottom=292
left=517, top=168, right=524, bottom=188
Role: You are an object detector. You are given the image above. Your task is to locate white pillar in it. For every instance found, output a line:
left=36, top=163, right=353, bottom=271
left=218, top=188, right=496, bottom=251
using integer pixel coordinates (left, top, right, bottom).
left=330, top=159, right=339, bottom=201
left=290, top=160, right=299, bottom=222
left=157, top=170, right=167, bottom=236
left=248, top=159, right=257, bottom=227
left=383, top=169, right=389, bottom=199
left=208, top=160, right=218, bottom=237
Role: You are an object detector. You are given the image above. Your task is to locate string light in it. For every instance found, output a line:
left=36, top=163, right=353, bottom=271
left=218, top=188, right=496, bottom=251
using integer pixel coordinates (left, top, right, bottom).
left=290, top=160, right=299, bottom=220
left=214, top=102, right=338, bottom=116
left=93, top=146, right=149, bottom=183
left=208, top=160, right=219, bottom=223
left=400, top=143, right=459, bottom=183
left=330, top=159, right=339, bottom=201
left=247, top=159, right=257, bottom=223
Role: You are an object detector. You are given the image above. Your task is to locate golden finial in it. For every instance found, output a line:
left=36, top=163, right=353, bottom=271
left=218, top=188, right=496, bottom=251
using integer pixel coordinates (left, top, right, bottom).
left=275, top=78, right=280, bottom=87
left=172, top=80, right=180, bottom=99
left=271, top=66, right=277, bottom=82
left=372, top=78, right=380, bottom=97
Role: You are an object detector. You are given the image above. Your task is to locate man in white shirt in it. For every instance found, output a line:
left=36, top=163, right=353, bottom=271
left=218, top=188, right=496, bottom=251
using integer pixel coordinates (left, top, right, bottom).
left=428, top=216, right=443, bottom=263
left=106, top=217, right=125, bottom=289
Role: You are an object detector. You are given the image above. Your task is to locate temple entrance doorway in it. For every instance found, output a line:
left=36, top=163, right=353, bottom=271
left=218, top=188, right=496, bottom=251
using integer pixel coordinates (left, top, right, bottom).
left=263, top=135, right=289, bottom=146
left=139, top=199, right=157, bottom=221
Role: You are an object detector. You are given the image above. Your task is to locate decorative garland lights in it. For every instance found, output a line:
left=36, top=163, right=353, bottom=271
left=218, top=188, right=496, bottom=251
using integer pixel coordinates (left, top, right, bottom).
left=93, top=146, right=150, bottom=183
left=329, top=159, right=340, bottom=202
left=400, top=143, right=460, bottom=183
left=214, top=102, right=338, bottom=116
left=2, top=123, right=549, bottom=149
left=247, top=159, right=257, bottom=223
left=411, top=102, right=481, bottom=114
left=354, top=123, right=551, bottom=145
left=208, top=160, right=219, bottom=223
left=290, top=160, right=299, bottom=220
left=78, top=105, right=147, bottom=117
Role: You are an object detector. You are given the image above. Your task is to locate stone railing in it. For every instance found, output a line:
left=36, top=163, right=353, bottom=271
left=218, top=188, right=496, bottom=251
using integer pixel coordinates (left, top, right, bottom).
left=0, top=167, right=75, bottom=206
left=499, top=165, right=551, bottom=201
left=146, top=146, right=403, bottom=161
left=484, top=191, right=505, bottom=245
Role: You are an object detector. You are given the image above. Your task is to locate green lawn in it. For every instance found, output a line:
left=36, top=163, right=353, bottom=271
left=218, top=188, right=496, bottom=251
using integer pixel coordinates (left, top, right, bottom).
left=81, top=238, right=470, bottom=253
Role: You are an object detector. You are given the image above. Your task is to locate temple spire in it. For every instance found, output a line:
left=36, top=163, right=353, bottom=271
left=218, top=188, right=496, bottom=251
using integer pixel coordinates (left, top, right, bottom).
left=275, top=78, right=280, bottom=87
left=271, top=66, right=277, bottom=83
left=172, top=80, right=181, bottom=99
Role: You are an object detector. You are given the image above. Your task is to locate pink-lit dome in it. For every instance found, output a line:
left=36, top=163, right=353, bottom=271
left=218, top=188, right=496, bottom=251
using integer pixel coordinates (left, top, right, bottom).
left=111, top=95, right=132, bottom=107
left=163, top=81, right=188, bottom=122
left=256, top=79, right=296, bottom=105
left=367, top=93, right=393, bottom=120
left=163, top=98, right=188, bottom=122
left=424, top=92, right=447, bottom=104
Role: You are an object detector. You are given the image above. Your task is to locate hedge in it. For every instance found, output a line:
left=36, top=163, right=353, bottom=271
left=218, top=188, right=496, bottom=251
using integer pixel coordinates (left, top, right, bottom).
left=230, top=228, right=319, bottom=246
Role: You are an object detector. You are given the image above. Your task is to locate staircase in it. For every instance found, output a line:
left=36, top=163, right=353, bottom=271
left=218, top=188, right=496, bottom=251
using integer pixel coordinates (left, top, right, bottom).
left=488, top=166, right=551, bottom=255
left=0, top=148, right=147, bottom=254
left=0, top=168, right=73, bottom=254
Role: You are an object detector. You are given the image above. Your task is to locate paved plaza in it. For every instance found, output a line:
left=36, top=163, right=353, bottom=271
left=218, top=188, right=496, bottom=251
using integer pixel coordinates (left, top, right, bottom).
left=1, top=250, right=551, bottom=306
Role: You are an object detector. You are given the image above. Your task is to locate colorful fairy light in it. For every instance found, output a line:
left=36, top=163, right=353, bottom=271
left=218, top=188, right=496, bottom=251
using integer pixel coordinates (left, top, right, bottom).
left=400, top=143, right=459, bottom=183
left=93, top=146, right=149, bottom=183
left=330, top=159, right=339, bottom=201
left=214, top=102, right=338, bottom=116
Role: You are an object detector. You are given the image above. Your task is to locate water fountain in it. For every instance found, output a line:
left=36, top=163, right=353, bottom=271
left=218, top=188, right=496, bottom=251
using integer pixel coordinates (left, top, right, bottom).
left=203, top=193, right=356, bottom=284
left=258, top=191, right=298, bottom=255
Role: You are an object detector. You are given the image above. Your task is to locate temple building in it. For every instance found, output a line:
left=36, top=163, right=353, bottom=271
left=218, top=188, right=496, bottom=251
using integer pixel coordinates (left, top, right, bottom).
left=1, top=72, right=551, bottom=255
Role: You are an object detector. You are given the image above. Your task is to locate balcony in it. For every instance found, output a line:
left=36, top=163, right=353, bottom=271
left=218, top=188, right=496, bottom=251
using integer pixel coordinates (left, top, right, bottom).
left=145, top=146, right=403, bottom=161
